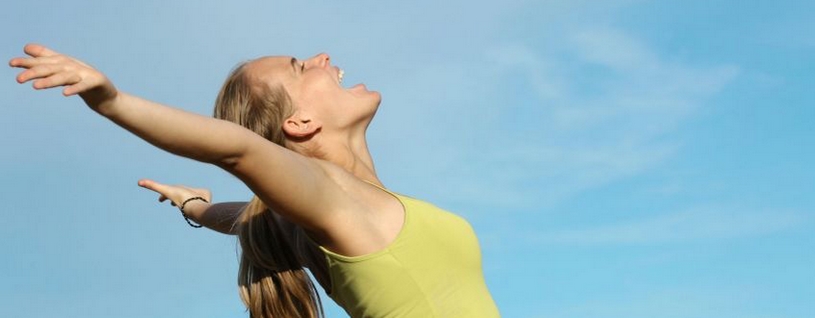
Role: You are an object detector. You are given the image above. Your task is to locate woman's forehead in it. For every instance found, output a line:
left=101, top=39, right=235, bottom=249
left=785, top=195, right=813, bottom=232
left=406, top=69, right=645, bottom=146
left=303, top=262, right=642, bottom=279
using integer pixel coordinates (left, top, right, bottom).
left=245, top=56, right=296, bottom=84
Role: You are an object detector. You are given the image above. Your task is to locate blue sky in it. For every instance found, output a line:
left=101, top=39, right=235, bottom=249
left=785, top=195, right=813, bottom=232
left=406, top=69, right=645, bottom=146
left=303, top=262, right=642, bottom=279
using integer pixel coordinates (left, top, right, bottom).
left=1, top=0, right=813, bottom=317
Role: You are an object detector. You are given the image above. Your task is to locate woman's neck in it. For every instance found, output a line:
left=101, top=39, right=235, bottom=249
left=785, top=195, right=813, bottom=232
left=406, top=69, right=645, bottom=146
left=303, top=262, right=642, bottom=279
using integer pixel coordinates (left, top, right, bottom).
left=332, top=134, right=381, bottom=186
left=296, top=131, right=383, bottom=187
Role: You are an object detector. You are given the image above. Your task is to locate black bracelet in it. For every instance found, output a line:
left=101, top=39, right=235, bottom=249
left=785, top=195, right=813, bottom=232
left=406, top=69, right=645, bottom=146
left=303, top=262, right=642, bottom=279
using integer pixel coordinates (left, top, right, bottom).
left=178, top=196, right=208, bottom=228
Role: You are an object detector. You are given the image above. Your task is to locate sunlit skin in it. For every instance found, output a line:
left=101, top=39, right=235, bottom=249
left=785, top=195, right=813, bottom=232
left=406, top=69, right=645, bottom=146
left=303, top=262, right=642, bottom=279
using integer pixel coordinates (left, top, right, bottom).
left=243, top=54, right=383, bottom=181
left=10, top=43, right=503, bottom=317
left=9, top=44, right=404, bottom=258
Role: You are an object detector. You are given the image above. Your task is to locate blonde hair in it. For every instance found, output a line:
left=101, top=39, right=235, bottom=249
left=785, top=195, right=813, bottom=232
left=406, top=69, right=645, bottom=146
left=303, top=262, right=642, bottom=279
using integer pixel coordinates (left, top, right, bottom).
left=214, top=62, right=323, bottom=318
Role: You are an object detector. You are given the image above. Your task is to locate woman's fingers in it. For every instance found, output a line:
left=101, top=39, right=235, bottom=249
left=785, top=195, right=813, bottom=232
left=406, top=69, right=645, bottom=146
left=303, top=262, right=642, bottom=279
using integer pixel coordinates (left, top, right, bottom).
left=138, top=179, right=166, bottom=192
left=33, top=72, right=82, bottom=90
left=16, top=63, right=60, bottom=84
left=9, top=55, right=62, bottom=69
left=63, top=79, right=98, bottom=96
left=11, top=49, right=90, bottom=90
left=9, top=44, right=61, bottom=73
left=138, top=179, right=172, bottom=197
left=138, top=179, right=211, bottom=207
left=23, top=43, right=59, bottom=58
left=9, top=57, right=34, bottom=68
left=14, top=56, right=89, bottom=94
left=139, top=179, right=178, bottom=205
left=12, top=44, right=118, bottom=111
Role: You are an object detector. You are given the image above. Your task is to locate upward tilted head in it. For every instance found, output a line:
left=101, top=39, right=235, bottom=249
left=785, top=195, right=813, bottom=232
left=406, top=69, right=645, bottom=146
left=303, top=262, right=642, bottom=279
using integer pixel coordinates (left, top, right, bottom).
left=214, top=53, right=381, bottom=153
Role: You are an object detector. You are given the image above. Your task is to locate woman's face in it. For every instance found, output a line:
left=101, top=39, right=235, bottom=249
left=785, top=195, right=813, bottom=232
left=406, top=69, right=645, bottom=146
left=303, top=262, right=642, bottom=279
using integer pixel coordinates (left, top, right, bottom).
left=245, top=53, right=381, bottom=132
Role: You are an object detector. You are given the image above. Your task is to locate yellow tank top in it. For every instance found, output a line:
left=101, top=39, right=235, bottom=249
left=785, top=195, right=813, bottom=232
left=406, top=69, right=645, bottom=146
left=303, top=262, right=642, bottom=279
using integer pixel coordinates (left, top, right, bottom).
left=318, top=191, right=500, bottom=317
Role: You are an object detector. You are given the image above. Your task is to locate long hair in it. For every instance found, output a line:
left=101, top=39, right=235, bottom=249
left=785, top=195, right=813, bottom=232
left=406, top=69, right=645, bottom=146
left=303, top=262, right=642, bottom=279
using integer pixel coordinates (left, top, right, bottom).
left=214, top=62, right=323, bottom=318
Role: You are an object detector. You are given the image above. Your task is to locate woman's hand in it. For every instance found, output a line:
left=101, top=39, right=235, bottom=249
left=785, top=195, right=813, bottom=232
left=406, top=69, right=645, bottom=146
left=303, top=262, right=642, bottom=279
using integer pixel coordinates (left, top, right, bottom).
left=138, top=178, right=212, bottom=208
left=138, top=178, right=212, bottom=226
left=9, top=43, right=118, bottom=111
left=138, top=179, right=242, bottom=235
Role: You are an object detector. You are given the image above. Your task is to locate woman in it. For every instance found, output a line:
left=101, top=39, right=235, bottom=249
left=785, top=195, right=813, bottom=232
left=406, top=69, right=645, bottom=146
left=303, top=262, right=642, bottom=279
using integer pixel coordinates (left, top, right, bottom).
left=10, top=44, right=500, bottom=318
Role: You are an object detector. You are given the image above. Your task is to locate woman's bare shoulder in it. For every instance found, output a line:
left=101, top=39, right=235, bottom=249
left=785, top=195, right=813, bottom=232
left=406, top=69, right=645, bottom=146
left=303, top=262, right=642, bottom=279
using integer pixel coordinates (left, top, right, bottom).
left=308, top=159, right=406, bottom=257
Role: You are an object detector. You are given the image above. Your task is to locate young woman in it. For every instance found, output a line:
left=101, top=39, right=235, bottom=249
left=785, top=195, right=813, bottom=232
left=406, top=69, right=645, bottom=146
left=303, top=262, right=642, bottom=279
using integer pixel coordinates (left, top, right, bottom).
left=10, top=44, right=500, bottom=318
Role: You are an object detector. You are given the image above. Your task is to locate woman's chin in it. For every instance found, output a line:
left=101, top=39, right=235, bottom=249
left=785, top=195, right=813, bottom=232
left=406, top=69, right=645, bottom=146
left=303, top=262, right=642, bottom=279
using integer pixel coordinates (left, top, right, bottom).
left=347, top=84, right=381, bottom=104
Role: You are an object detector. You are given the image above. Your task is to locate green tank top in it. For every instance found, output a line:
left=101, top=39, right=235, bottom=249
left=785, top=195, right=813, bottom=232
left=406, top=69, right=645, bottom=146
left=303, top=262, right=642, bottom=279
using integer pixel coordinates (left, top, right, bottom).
left=318, top=191, right=500, bottom=317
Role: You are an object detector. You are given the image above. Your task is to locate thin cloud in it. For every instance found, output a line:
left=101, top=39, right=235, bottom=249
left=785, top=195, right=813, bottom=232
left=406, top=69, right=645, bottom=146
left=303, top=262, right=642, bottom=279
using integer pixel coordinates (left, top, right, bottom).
left=532, top=206, right=807, bottom=245
left=537, top=284, right=769, bottom=318
left=379, top=27, right=739, bottom=210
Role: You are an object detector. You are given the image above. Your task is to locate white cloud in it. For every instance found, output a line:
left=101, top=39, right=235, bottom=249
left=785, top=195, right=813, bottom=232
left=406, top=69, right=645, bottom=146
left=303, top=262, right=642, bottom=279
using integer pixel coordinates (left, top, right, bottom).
left=571, top=28, right=659, bottom=71
left=4, top=1, right=740, bottom=213
left=532, top=206, right=807, bottom=245
left=537, top=284, right=773, bottom=318
left=376, top=27, right=739, bottom=210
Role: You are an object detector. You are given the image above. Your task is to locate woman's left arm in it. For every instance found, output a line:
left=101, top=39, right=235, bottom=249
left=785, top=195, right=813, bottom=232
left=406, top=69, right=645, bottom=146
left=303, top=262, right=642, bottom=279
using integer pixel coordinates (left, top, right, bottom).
left=137, top=179, right=245, bottom=235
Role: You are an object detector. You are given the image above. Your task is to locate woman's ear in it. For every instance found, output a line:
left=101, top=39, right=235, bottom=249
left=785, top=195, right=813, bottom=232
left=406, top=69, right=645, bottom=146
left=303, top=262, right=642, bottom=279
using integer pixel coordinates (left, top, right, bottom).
left=282, top=111, right=322, bottom=139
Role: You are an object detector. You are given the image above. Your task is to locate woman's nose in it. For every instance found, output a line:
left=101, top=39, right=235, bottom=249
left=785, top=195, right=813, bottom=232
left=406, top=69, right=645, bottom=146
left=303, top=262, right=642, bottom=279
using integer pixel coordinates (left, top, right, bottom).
left=307, top=53, right=330, bottom=68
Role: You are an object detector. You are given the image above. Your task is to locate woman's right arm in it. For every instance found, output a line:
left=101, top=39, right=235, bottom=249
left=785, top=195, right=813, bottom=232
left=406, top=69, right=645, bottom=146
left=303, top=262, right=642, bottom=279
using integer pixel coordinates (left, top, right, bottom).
left=137, top=179, right=245, bottom=235
left=10, top=44, right=353, bottom=237
left=11, top=44, right=257, bottom=166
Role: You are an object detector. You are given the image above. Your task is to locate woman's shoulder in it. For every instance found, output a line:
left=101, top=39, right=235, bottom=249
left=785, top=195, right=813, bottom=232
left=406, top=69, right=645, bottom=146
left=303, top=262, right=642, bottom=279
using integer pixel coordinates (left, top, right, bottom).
left=303, top=160, right=408, bottom=258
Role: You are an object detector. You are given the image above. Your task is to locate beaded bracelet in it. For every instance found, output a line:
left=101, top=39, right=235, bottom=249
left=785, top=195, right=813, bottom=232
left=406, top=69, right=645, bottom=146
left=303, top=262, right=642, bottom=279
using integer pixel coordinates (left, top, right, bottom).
left=178, top=196, right=208, bottom=228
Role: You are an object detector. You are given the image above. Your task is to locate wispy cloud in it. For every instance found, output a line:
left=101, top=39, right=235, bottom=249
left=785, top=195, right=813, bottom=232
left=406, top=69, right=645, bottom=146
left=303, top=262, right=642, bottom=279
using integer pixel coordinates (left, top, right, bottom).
left=378, top=26, right=739, bottom=210
left=531, top=206, right=807, bottom=245
left=536, top=284, right=772, bottom=318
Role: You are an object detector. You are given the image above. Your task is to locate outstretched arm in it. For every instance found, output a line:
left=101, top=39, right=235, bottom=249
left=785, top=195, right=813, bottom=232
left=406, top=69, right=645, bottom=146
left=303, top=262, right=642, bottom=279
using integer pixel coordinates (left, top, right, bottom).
left=10, top=44, right=254, bottom=165
left=10, top=44, right=350, bottom=235
left=137, top=179, right=246, bottom=235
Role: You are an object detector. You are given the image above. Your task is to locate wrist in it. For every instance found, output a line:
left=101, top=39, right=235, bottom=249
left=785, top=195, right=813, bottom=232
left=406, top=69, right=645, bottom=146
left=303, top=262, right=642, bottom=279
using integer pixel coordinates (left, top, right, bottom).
left=178, top=196, right=210, bottom=228
left=180, top=199, right=211, bottom=222
left=86, top=86, right=121, bottom=116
